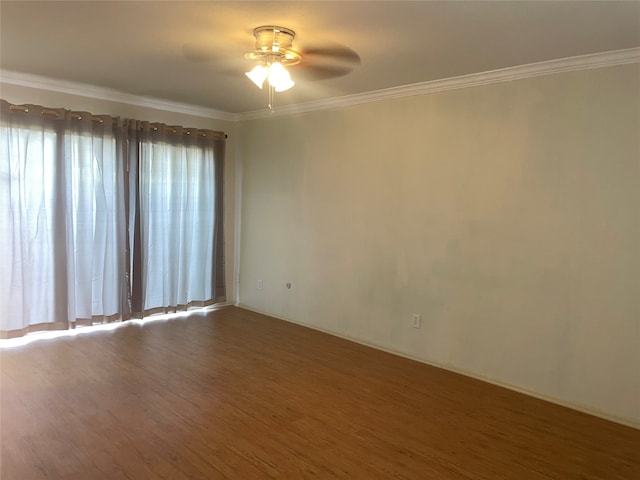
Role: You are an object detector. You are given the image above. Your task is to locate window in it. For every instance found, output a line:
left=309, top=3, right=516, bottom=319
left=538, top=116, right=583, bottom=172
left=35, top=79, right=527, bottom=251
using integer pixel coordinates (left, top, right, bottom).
left=0, top=100, right=225, bottom=338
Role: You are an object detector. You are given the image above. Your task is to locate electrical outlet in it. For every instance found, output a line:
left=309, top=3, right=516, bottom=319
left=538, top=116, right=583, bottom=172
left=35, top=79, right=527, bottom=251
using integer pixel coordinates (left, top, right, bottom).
left=286, top=282, right=292, bottom=289
left=257, top=279, right=263, bottom=290
left=412, top=313, right=421, bottom=329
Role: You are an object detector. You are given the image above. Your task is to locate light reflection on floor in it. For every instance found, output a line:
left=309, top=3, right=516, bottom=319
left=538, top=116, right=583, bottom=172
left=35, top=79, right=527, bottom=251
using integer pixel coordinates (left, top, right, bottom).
left=0, top=304, right=226, bottom=349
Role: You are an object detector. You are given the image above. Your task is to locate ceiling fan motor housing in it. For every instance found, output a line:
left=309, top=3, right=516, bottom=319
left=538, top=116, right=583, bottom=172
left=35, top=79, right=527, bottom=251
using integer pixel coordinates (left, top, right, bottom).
left=245, top=25, right=302, bottom=67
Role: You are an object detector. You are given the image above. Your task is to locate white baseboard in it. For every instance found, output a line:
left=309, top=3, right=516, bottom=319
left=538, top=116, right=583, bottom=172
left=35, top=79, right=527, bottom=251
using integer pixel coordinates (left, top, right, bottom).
left=235, top=303, right=639, bottom=430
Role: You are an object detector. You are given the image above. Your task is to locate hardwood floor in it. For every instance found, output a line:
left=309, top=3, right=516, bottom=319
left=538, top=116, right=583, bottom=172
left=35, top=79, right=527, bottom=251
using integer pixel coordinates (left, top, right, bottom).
left=1, top=306, right=638, bottom=479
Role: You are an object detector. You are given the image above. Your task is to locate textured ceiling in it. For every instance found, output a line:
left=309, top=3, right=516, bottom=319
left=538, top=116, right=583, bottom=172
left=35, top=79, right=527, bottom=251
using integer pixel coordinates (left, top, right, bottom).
left=1, top=1, right=639, bottom=114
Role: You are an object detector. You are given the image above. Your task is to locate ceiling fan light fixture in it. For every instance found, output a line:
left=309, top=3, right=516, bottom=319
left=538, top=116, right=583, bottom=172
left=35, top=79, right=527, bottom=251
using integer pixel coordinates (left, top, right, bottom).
left=267, top=62, right=293, bottom=91
left=274, top=78, right=295, bottom=92
left=245, top=25, right=301, bottom=106
left=245, top=64, right=268, bottom=89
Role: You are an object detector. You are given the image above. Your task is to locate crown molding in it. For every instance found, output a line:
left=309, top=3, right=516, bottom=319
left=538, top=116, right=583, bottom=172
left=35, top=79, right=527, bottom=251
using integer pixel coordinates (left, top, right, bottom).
left=1, top=48, right=638, bottom=123
left=237, top=47, right=640, bottom=121
left=0, top=70, right=237, bottom=122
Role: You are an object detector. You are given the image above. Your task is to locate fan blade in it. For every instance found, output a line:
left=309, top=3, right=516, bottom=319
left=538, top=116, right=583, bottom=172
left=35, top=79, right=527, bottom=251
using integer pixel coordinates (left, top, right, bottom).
left=182, top=43, right=253, bottom=78
left=182, top=43, right=219, bottom=63
left=301, top=44, right=361, bottom=66
left=295, top=64, right=354, bottom=81
left=297, top=42, right=360, bottom=80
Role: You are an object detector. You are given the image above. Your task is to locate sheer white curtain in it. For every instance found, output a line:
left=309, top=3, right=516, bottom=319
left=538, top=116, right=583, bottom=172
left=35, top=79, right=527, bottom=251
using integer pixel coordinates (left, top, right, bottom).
left=0, top=102, right=129, bottom=337
left=136, top=127, right=221, bottom=311
left=63, top=116, right=129, bottom=324
left=0, top=113, right=65, bottom=335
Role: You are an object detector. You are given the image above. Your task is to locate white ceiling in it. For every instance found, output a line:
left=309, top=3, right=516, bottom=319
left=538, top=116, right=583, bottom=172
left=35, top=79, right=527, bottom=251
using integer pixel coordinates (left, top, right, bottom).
left=1, top=1, right=639, bottom=114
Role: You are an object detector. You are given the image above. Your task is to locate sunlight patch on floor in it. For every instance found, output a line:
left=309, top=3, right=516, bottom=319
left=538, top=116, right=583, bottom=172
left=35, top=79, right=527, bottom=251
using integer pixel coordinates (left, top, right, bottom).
left=0, top=305, right=226, bottom=349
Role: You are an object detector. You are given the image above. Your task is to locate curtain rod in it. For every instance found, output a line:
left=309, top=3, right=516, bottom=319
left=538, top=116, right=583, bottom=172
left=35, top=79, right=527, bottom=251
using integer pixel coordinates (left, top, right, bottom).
left=5, top=103, right=227, bottom=139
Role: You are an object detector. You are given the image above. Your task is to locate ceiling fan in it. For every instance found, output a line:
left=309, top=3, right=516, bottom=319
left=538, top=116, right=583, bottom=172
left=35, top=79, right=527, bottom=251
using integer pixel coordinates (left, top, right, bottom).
left=183, top=25, right=360, bottom=110
left=244, top=25, right=360, bottom=110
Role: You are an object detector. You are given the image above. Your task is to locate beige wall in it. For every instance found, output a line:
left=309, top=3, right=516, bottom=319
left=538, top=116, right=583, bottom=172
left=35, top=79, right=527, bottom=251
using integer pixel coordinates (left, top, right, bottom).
left=0, top=83, right=238, bottom=303
left=238, top=64, right=640, bottom=425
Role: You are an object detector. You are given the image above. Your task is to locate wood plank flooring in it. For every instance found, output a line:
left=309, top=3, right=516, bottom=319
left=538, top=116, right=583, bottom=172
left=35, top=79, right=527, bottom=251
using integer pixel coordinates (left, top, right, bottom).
left=1, top=306, right=638, bottom=479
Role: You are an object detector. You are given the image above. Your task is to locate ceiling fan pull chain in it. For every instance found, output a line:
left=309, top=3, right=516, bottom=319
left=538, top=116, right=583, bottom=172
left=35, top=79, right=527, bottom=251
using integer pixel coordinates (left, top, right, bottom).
left=268, top=85, right=275, bottom=113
